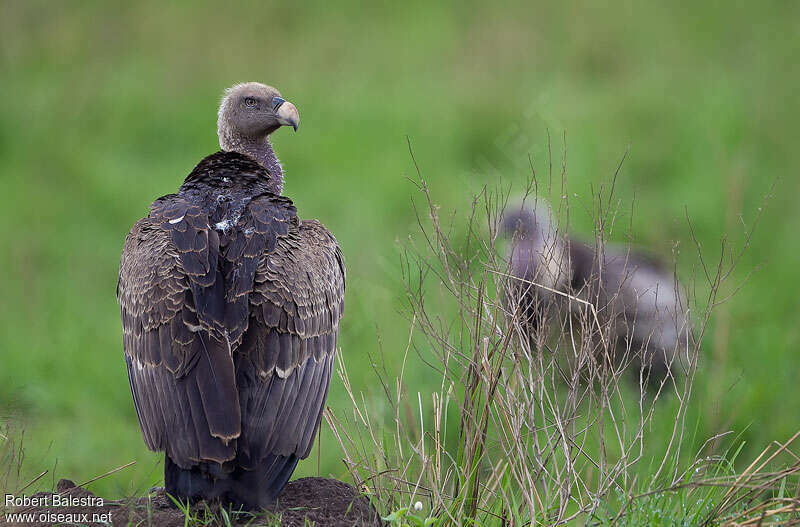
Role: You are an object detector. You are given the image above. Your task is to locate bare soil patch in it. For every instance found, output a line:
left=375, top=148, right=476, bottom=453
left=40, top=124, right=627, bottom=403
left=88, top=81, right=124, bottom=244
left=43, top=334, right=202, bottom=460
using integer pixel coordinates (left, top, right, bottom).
left=3, top=477, right=382, bottom=526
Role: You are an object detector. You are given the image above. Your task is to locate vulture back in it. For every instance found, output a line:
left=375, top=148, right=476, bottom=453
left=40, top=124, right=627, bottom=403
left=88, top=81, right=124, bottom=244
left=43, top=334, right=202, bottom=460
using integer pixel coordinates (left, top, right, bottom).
left=118, top=152, right=345, bottom=508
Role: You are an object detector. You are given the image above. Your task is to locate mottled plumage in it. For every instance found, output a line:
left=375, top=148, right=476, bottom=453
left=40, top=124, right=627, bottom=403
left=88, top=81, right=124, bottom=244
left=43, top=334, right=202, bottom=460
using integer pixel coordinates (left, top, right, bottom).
left=118, top=84, right=343, bottom=509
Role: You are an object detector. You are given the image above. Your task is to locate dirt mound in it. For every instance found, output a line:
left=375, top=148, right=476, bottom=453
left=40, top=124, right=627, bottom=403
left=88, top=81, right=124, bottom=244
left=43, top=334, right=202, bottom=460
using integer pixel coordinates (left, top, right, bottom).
left=267, top=478, right=383, bottom=526
left=3, top=477, right=382, bottom=526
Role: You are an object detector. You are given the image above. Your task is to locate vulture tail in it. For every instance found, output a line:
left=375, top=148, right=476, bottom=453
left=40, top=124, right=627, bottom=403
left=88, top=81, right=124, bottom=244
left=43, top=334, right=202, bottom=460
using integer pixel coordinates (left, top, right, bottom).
left=164, top=453, right=298, bottom=510
left=164, top=456, right=231, bottom=505
left=226, top=453, right=299, bottom=510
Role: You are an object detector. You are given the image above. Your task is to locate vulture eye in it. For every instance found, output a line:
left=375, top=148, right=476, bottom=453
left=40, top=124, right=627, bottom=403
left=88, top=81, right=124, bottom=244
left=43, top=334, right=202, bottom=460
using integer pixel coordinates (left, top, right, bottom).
left=272, top=97, right=285, bottom=111
left=244, top=97, right=257, bottom=108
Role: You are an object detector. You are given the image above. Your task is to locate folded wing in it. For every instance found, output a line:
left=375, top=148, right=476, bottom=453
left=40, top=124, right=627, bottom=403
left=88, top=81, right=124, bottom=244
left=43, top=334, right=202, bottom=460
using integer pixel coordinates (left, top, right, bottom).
left=118, top=196, right=240, bottom=467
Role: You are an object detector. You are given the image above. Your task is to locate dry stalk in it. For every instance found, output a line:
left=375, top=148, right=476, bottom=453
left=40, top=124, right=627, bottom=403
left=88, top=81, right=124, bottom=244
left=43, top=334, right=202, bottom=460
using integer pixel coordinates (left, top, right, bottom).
left=326, top=146, right=785, bottom=526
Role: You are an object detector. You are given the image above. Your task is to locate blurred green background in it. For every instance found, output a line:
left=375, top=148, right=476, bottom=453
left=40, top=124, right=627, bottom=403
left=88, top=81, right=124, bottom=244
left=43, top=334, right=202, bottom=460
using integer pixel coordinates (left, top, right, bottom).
left=1, top=1, right=798, bottom=498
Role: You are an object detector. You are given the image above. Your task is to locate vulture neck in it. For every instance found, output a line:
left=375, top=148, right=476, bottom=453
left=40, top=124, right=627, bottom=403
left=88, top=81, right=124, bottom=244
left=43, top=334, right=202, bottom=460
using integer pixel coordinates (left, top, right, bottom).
left=221, top=131, right=284, bottom=194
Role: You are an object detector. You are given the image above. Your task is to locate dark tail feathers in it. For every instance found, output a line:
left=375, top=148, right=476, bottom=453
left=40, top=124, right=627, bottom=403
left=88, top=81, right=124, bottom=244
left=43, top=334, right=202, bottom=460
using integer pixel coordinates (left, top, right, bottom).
left=165, top=453, right=299, bottom=510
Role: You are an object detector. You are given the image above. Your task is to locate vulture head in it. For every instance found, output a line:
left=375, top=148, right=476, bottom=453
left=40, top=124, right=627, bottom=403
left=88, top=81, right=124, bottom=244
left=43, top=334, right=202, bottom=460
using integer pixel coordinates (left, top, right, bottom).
left=218, top=82, right=300, bottom=147
left=216, top=82, right=300, bottom=192
left=502, top=200, right=568, bottom=290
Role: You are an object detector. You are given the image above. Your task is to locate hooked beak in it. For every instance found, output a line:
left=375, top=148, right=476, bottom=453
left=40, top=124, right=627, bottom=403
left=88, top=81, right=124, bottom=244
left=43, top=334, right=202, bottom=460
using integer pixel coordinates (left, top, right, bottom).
left=275, top=99, right=300, bottom=132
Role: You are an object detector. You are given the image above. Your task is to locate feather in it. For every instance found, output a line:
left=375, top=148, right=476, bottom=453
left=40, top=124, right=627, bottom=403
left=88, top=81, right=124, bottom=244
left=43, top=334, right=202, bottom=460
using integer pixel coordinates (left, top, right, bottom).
left=119, top=151, right=345, bottom=509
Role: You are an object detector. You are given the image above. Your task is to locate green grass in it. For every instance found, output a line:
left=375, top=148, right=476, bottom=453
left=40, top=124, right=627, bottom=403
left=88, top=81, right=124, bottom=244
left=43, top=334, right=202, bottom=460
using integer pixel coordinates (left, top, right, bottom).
left=1, top=0, right=799, bottom=506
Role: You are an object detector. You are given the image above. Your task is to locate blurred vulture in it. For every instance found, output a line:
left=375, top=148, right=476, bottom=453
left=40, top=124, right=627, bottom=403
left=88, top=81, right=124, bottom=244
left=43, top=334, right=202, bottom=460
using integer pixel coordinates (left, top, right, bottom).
left=118, top=83, right=345, bottom=509
left=502, top=199, right=690, bottom=381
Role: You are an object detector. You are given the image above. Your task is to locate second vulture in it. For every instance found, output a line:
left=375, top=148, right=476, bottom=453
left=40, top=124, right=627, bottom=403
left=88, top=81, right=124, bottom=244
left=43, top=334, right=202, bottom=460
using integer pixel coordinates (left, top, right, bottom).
left=502, top=199, right=690, bottom=382
left=117, top=83, right=345, bottom=509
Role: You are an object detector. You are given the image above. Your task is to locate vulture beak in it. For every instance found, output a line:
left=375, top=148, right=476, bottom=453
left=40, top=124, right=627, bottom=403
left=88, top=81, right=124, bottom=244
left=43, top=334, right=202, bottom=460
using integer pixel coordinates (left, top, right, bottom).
left=275, top=100, right=300, bottom=132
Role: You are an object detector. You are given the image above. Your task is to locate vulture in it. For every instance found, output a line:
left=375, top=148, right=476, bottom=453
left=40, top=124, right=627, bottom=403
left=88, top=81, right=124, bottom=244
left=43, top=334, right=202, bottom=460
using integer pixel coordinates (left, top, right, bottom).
left=501, top=201, right=570, bottom=334
left=502, top=199, right=690, bottom=381
left=117, top=83, right=345, bottom=509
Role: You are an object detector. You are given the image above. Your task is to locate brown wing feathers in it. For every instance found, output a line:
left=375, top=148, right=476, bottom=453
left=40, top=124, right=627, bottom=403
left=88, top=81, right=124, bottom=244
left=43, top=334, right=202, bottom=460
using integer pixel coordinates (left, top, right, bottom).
left=119, top=196, right=241, bottom=467
left=236, top=218, right=344, bottom=464
left=119, top=179, right=345, bottom=475
left=219, top=194, right=295, bottom=346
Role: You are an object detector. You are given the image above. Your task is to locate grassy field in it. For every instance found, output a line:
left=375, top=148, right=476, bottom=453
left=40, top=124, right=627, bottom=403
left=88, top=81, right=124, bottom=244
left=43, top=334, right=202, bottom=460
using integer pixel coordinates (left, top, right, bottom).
left=1, top=0, right=799, bottom=508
